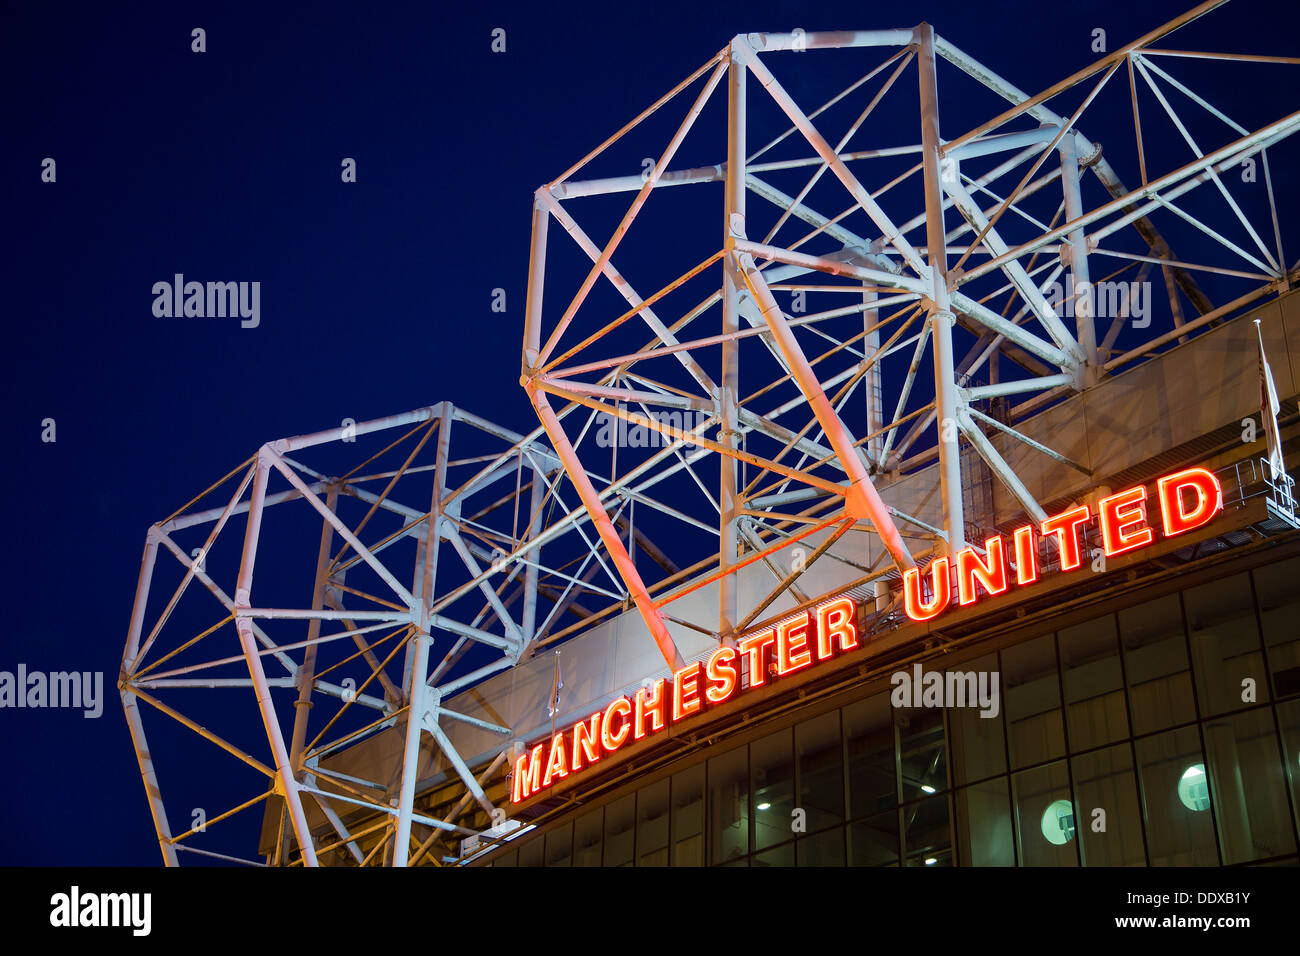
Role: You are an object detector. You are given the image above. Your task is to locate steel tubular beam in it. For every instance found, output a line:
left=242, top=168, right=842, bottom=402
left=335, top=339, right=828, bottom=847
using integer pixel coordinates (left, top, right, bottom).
left=1058, top=134, right=1099, bottom=380
left=965, top=406, right=1091, bottom=474
left=942, top=176, right=1084, bottom=363
left=964, top=110, right=1300, bottom=283
left=394, top=404, right=451, bottom=866
left=527, top=383, right=686, bottom=670
left=735, top=251, right=916, bottom=570
left=917, top=23, right=966, bottom=556
left=957, top=410, right=1048, bottom=524
left=739, top=37, right=928, bottom=276
left=428, top=719, right=495, bottom=818
left=720, top=42, right=746, bottom=644
left=745, top=29, right=914, bottom=52
left=234, top=451, right=319, bottom=866
left=121, top=688, right=179, bottom=866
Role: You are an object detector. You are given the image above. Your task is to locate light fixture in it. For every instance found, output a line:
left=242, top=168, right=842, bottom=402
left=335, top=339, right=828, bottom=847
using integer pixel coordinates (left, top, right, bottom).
left=1040, top=799, right=1075, bottom=845
left=920, top=784, right=936, bottom=794
left=1178, top=764, right=1210, bottom=812
left=924, top=857, right=938, bottom=865
left=756, top=802, right=771, bottom=811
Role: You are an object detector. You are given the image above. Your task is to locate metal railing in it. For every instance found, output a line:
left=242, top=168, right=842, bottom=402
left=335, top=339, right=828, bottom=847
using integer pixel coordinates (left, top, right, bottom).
left=1216, top=457, right=1299, bottom=527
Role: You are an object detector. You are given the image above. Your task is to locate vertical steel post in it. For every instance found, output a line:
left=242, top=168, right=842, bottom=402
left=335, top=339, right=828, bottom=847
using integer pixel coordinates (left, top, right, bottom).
left=1060, top=133, right=1099, bottom=384
left=121, top=689, right=178, bottom=866
left=234, top=449, right=319, bottom=866
left=121, top=532, right=178, bottom=865
left=394, top=403, right=452, bottom=865
left=523, top=194, right=550, bottom=370
left=864, top=287, right=884, bottom=467
left=520, top=463, right=545, bottom=650
left=917, top=23, right=966, bottom=556
left=122, top=531, right=159, bottom=676
left=719, top=43, right=745, bottom=645
left=401, top=547, right=422, bottom=699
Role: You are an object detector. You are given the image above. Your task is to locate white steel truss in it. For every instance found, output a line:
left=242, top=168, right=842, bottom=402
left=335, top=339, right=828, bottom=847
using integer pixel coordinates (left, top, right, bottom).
left=121, top=403, right=693, bottom=865
left=522, top=0, right=1300, bottom=672
left=125, top=0, right=1300, bottom=865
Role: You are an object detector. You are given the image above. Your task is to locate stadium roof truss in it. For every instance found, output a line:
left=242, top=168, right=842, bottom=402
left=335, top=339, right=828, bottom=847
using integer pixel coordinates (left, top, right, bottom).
left=121, top=403, right=689, bottom=865
left=123, top=0, right=1300, bottom=865
left=521, top=0, right=1300, bottom=674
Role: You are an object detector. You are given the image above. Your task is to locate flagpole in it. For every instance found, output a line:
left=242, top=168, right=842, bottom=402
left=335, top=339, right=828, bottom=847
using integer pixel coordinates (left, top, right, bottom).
left=1255, top=318, right=1288, bottom=496
left=548, top=650, right=561, bottom=741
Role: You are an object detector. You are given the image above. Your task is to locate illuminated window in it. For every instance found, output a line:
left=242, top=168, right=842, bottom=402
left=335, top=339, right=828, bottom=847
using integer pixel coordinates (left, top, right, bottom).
left=1040, top=799, right=1076, bottom=845
left=1178, top=764, right=1210, bottom=812
left=1014, top=763, right=1076, bottom=866
left=1135, top=727, right=1216, bottom=865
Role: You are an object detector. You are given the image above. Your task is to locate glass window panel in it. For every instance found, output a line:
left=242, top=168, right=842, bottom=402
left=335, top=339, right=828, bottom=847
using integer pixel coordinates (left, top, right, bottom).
left=493, top=849, right=517, bottom=867
left=948, top=653, right=1007, bottom=785
left=897, top=702, right=947, bottom=801
left=1072, top=744, right=1145, bottom=866
left=848, top=810, right=899, bottom=867
left=544, top=822, right=572, bottom=867
left=1002, top=634, right=1065, bottom=769
left=708, top=747, right=748, bottom=865
left=573, top=808, right=602, bottom=867
left=1203, top=708, right=1296, bottom=863
left=603, top=793, right=635, bottom=867
left=753, top=842, right=795, bottom=867
left=1253, top=558, right=1300, bottom=698
left=671, top=764, right=704, bottom=867
left=1119, top=594, right=1196, bottom=734
left=1184, top=574, right=1269, bottom=717
left=844, top=694, right=897, bottom=818
left=1013, top=762, right=1078, bottom=867
left=751, top=729, right=795, bottom=851
left=1060, top=615, right=1129, bottom=750
left=636, top=778, right=669, bottom=867
left=518, top=835, right=544, bottom=868
left=955, top=778, right=1014, bottom=866
left=797, top=826, right=845, bottom=866
left=1277, top=700, right=1300, bottom=839
left=901, top=793, right=953, bottom=866
left=1134, top=726, right=1217, bottom=865
left=796, top=711, right=843, bottom=833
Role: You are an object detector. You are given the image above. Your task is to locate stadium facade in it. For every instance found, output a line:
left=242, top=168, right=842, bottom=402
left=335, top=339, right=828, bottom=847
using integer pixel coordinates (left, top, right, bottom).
left=122, top=2, right=1300, bottom=867
left=476, top=289, right=1300, bottom=867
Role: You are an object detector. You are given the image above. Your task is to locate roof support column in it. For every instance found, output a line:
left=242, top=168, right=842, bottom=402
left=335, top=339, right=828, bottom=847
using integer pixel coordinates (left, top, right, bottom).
left=918, top=22, right=966, bottom=556
left=719, top=41, right=746, bottom=645
left=235, top=449, right=318, bottom=866
left=394, top=403, right=451, bottom=866
left=1060, top=133, right=1100, bottom=385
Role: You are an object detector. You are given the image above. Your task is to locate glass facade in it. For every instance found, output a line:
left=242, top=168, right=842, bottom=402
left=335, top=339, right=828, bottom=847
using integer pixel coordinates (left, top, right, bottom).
left=487, top=557, right=1300, bottom=867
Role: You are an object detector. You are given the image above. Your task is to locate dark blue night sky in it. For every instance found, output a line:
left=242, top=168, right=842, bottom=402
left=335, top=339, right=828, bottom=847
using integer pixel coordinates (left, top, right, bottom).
left=3, top=0, right=1297, bottom=865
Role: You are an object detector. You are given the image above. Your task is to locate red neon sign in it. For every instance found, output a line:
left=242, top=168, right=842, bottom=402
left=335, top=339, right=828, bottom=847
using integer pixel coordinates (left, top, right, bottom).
left=902, top=466, right=1223, bottom=624
left=957, top=536, right=1008, bottom=606
left=903, top=557, right=950, bottom=622
left=511, top=596, right=858, bottom=803
left=1157, top=467, right=1223, bottom=536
